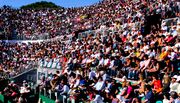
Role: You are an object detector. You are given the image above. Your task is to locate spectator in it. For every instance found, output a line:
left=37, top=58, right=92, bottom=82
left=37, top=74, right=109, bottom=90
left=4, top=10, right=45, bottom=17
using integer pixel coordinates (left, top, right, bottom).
left=119, top=82, right=134, bottom=103
left=170, top=75, right=179, bottom=93
left=142, top=85, right=154, bottom=103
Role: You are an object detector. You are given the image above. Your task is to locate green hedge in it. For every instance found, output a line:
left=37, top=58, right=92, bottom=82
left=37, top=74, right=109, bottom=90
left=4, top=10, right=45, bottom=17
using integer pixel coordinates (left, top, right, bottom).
left=39, top=95, right=55, bottom=103
left=0, top=95, right=4, bottom=103
left=0, top=95, right=11, bottom=103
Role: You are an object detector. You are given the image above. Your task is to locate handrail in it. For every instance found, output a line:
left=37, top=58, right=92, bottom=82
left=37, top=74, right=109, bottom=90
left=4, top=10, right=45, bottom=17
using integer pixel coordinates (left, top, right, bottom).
left=10, top=68, right=36, bottom=79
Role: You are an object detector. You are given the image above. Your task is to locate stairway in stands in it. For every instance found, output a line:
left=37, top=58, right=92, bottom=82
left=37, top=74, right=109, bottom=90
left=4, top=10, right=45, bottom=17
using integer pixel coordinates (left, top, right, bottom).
left=11, top=29, right=17, bottom=40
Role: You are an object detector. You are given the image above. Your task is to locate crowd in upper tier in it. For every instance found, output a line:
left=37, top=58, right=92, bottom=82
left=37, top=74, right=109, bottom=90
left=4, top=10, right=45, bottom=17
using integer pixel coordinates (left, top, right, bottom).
left=0, top=0, right=180, bottom=103
left=0, top=0, right=179, bottom=39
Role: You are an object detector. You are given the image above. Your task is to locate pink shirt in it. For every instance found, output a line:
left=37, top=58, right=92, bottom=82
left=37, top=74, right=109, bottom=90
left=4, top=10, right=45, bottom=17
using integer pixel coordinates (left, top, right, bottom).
left=127, top=86, right=133, bottom=95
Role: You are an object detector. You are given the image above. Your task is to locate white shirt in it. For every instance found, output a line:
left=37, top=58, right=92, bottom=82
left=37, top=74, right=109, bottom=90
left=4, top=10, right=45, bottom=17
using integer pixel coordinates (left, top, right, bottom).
left=169, top=52, right=177, bottom=60
left=89, top=71, right=96, bottom=80
left=170, top=82, right=179, bottom=93
left=20, top=86, right=30, bottom=94
left=163, top=99, right=169, bottom=103
left=106, top=83, right=112, bottom=90
left=74, top=79, right=80, bottom=88
left=106, top=47, right=111, bottom=53
left=60, top=85, right=70, bottom=95
left=93, top=94, right=104, bottom=103
left=175, top=43, right=180, bottom=48
left=94, top=53, right=100, bottom=58
left=109, top=60, right=114, bottom=68
left=82, top=58, right=87, bottom=64
left=67, top=58, right=72, bottom=64
left=94, top=81, right=105, bottom=91
left=178, top=84, right=180, bottom=94
left=98, top=58, right=104, bottom=66
left=103, top=74, right=108, bottom=81
left=104, top=59, right=110, bottom=66
left=172, top=30, right=177, bottom=37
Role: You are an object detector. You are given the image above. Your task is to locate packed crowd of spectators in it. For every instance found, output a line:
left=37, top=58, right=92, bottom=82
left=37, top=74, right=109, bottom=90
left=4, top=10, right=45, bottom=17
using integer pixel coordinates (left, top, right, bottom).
left=0, top=0, right=179, bottom=40
left=0, top=41, right=38, bottom=78
left=0, top=0, right=180, bottom=103
left=1, top=17, right=180, bottom=102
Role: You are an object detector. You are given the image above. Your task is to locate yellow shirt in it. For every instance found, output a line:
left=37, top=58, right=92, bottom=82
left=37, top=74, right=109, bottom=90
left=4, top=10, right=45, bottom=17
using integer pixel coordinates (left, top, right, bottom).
left=135, top=52, right=141, bottom=57
left=159, top=51, right=168, bottom=60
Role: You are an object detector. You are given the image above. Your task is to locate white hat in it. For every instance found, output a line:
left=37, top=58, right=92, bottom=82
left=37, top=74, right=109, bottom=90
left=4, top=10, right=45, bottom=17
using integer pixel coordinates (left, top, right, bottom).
left=172, top=75, right=178, bottom=79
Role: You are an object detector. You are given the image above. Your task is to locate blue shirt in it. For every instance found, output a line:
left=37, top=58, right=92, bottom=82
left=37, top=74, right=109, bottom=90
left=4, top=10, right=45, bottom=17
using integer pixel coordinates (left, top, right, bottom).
left=145, top=91, right=154, bottom=103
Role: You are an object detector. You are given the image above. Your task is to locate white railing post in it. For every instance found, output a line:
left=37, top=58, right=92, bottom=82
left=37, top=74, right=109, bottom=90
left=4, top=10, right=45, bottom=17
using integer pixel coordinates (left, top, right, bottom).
left=39, top=88, right=42, bottom=95
left=34, top=86, right=36, bottom=94
left=43, top=88, right=46, bottom=96
left=55, top=92, right=58, bottom=100
left=63, top=95, right=66, bottom=103
left=55, top=92, right=58, bottom=99
left=49, top=89, right=52, bottom=99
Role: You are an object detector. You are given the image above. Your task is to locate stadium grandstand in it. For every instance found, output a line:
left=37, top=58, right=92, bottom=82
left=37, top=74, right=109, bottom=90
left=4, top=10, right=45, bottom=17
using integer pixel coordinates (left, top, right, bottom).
left=0, top=0, right=180, bottom=103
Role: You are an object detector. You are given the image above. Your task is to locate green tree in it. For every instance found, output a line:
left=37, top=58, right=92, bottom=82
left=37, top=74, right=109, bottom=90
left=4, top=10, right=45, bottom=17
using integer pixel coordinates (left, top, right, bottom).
left=21, top=1, right=63, bottom=9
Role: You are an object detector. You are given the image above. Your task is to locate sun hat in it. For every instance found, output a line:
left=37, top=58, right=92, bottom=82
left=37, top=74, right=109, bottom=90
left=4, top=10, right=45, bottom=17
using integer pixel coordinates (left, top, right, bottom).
left=171, top=75, right=178, bottom=79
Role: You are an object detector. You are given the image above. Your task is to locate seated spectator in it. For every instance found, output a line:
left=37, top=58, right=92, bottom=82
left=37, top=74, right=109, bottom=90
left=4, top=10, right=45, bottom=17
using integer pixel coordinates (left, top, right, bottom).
left=163, top=93, right=170, bottom=103
left=169, top=91, right=180, bottom=103
left=146, top=58, right=160, bottom=75
left=162, top=73, right=171, bottom=93
left=59, top=79, right=69, bottom=96
left=92, top=90, right=103, bottom=103
left=150, top=75, right=162, bottom=94
left=111, top=94, right=119, bottom=103
left=142, top=85, right=154, bottom=103
left=93, top=77, right=105, bottom=92
left=50, top=74, right=59, bottom=91
left=119, top=82, right=134, bottom=103
left=133, top=74, right=146, bottom=97
left=170, top=75, right=179, bottom=93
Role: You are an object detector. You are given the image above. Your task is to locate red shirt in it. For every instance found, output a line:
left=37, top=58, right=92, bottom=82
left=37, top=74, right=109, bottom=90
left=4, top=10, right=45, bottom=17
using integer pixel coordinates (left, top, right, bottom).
left=122, top=37, right=126, bottom=43
left=152, top=80, right=162, bottom=90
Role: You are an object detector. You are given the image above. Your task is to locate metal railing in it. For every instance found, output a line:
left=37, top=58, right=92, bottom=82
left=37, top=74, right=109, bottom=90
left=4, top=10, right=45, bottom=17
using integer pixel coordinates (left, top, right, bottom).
left=0, top=61, right=38, bottom=79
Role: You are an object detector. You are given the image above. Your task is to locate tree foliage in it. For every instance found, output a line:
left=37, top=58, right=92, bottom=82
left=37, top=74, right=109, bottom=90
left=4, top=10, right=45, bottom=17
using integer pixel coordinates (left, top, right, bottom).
left=20, top=1, right=63, bottom=9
